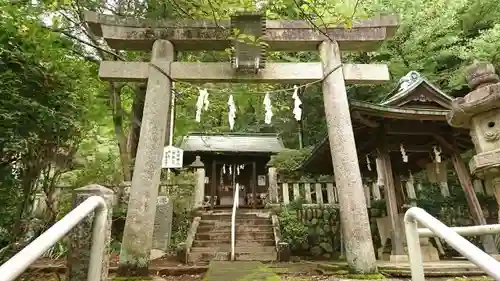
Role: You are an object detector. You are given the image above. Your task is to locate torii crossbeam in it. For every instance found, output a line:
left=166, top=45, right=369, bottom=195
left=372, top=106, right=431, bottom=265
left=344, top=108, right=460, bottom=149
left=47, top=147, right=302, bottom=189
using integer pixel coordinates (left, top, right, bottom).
left=85, top=11, right=400, bottom=276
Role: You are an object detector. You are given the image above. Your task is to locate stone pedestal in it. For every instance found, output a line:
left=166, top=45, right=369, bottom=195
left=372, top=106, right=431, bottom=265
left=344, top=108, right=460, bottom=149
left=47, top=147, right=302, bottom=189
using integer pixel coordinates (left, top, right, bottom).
left=67, top=184, right=114, bottom=281
left=376, top=215, right=440, bottom=262
left=152, top=195, right=173, bottom=252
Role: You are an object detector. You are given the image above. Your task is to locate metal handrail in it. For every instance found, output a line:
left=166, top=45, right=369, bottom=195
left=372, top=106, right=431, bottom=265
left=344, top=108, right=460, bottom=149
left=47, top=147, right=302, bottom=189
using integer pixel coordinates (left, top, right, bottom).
left=0, top=196, right=108, bottom=281
left=404, top=207, right=500, bottom=281
left=230, top=183, right=240, bottom=261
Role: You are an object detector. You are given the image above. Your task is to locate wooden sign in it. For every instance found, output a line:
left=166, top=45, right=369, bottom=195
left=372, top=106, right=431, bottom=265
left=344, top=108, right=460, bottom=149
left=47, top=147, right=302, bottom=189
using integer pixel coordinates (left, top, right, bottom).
left=162, top=145, right=183, bottom=168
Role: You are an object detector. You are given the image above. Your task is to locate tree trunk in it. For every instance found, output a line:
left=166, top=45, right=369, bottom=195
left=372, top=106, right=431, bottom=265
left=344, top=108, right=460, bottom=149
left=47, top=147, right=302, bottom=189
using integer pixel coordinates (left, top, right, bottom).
left=109, top=83, right=132, bottom=182
left=127, top=83, right=146, bottom=165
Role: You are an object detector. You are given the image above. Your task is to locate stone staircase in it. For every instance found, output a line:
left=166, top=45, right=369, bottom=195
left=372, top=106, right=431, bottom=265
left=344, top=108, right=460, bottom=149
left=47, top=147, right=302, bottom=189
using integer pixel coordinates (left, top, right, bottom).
left=188, top=209, right=277, bottom=264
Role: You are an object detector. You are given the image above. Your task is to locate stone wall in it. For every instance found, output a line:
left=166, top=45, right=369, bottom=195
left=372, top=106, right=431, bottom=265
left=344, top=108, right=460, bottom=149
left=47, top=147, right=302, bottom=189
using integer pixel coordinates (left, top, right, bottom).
left=288, top=206, right=342, bottom=259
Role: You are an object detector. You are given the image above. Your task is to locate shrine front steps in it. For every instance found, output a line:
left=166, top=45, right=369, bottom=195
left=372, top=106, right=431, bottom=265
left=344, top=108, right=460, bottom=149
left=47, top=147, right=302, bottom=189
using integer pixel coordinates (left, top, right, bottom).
left=188, top=210, right=277, bottom=264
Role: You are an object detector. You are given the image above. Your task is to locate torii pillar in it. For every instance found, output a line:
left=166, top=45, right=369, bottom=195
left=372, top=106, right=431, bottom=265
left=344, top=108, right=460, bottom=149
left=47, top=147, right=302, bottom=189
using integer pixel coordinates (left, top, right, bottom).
left=320, top=41, right=377, bottom=273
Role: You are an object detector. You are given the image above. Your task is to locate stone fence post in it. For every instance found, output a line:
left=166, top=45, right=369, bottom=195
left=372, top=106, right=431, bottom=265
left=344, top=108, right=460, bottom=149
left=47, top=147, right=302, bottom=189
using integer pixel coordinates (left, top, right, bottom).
left=267, top=162, right=278, bottom=203
left=190, top=156, right=205, bottom=209
left=67, top=184, right=114, bottom=281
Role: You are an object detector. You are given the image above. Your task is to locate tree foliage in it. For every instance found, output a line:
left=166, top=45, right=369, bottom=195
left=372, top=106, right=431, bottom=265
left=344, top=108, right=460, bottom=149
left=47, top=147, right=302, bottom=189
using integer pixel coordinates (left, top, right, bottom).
left=2, top=0, right=500, bottom=259
left=0, top=1, right=104, bottom=256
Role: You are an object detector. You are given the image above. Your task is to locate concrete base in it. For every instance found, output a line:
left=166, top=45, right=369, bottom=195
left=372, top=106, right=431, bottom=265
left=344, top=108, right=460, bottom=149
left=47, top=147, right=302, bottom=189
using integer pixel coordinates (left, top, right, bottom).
left=420, top=244, right=440, bottom=262
left=376, top=215, right=441, bottom=262
left=389, top=254, right=408, bottom=263
left=378, top=240, right=440, bottom=262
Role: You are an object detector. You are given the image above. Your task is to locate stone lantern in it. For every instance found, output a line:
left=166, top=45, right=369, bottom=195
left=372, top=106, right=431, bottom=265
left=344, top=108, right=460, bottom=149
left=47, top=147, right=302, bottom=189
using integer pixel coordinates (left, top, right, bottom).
left=190, top=156, right=205, bottom=209
left=447, top=61, right=500, bottom=220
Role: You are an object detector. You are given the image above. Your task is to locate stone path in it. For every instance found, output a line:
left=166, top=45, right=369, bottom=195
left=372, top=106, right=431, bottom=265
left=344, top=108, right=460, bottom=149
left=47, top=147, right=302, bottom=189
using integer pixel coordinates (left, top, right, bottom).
left=203, top=261, right=280, bottom=281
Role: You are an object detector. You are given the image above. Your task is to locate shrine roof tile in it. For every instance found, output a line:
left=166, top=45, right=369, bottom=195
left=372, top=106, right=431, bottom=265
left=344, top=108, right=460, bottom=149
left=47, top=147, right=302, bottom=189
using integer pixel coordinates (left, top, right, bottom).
left=380, top=71, right=454, bottom=109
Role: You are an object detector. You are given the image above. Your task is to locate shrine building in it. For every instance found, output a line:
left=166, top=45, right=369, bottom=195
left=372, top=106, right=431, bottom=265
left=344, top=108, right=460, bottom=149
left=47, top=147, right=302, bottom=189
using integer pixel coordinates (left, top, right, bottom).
left=180, top=132, right=285, bottom=208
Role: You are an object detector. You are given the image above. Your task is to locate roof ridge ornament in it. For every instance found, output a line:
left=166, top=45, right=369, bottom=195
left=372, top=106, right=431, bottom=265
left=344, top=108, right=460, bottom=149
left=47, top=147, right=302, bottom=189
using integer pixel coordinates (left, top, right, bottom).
left=398, top=71, right=422, bottom=92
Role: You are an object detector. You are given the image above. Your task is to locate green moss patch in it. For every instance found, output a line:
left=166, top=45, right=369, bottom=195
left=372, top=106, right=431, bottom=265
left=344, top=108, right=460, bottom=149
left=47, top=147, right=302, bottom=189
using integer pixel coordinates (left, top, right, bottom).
left=203, top=261, right=282, bottom=281
left=343, top=273, right=385, bottom=280
left=113, top=277, right=153, bottom=281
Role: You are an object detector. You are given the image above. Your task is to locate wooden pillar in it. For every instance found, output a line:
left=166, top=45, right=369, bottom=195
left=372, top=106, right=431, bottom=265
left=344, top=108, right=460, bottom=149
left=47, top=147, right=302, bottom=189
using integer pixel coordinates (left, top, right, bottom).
left=319, top=40, right=376, bottom=273
left=451, top=151, right=498, bottom=254
left=372, top=182, right=382, bottom=201
left=211, top=160, right=216, bottom=209
left=364, top=183, right=371, bottom=208
left=118, top=40, right=174, bottom=276
left=425, top=162, right=450, bottom=197
left=405, top=176, right=417, bottom=207
left=393, top=175, right=405, bottom=212
left=252, top=161, right=257, bottom=208
left=377, top=151, right=406, bottom=259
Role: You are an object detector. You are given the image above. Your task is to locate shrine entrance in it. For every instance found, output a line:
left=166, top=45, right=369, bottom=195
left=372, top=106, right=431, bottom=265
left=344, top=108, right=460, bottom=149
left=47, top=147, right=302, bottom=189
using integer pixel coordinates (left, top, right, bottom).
left=85, top=9, right=400, bottom=273
left=212, top=162, right=254, bottom=208
left=180, top=133, right=281, bottom=209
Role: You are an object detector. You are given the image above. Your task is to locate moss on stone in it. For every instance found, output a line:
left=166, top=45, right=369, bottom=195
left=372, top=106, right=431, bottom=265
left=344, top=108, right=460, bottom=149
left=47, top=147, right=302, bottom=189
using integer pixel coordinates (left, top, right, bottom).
left=343, top=273, right=385, bottom=280
left=203, top=261, right=281, bottom=281
left=112, top=277, right=152, bottom=281
left=449, top=276, right=494, bottom=281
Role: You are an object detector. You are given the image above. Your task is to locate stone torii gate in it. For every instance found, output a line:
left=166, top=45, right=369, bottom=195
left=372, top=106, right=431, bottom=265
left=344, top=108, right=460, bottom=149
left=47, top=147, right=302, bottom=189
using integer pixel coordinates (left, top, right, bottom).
left=84, top=11, right=399, bottom=275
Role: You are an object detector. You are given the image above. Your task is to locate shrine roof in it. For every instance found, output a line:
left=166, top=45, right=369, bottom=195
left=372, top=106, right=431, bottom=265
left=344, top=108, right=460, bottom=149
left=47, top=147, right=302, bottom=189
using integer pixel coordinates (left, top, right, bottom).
left=296, top=71, right=471, bottom=176
left=179, top=133, right=285, bottom=154
left=380, top=71, right=454, bottom=110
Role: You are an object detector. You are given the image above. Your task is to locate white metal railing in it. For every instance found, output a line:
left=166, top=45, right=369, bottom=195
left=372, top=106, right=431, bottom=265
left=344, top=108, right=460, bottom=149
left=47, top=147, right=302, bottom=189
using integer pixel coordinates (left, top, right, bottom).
left=404, top=207, right=500, bottom=281
left=231, top=183, right=240, bottom=261
left=0, top=196, right=108, bottom=281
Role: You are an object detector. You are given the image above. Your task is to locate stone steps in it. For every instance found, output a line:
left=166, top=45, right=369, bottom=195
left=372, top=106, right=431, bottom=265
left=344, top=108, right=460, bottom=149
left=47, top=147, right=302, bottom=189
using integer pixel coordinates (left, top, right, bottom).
left=188, top=246, right=277, bottom=263
left=197, top=224, right=271, bottom=232
left=193, top=239, right=275, bottom=247
left=199, top=218, right=272, bottom=225
left=201, top=214, right=269, bottom=220
left=188, top=210, right=277, bottom=264
left=195, top=231, right=274, bottom=241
